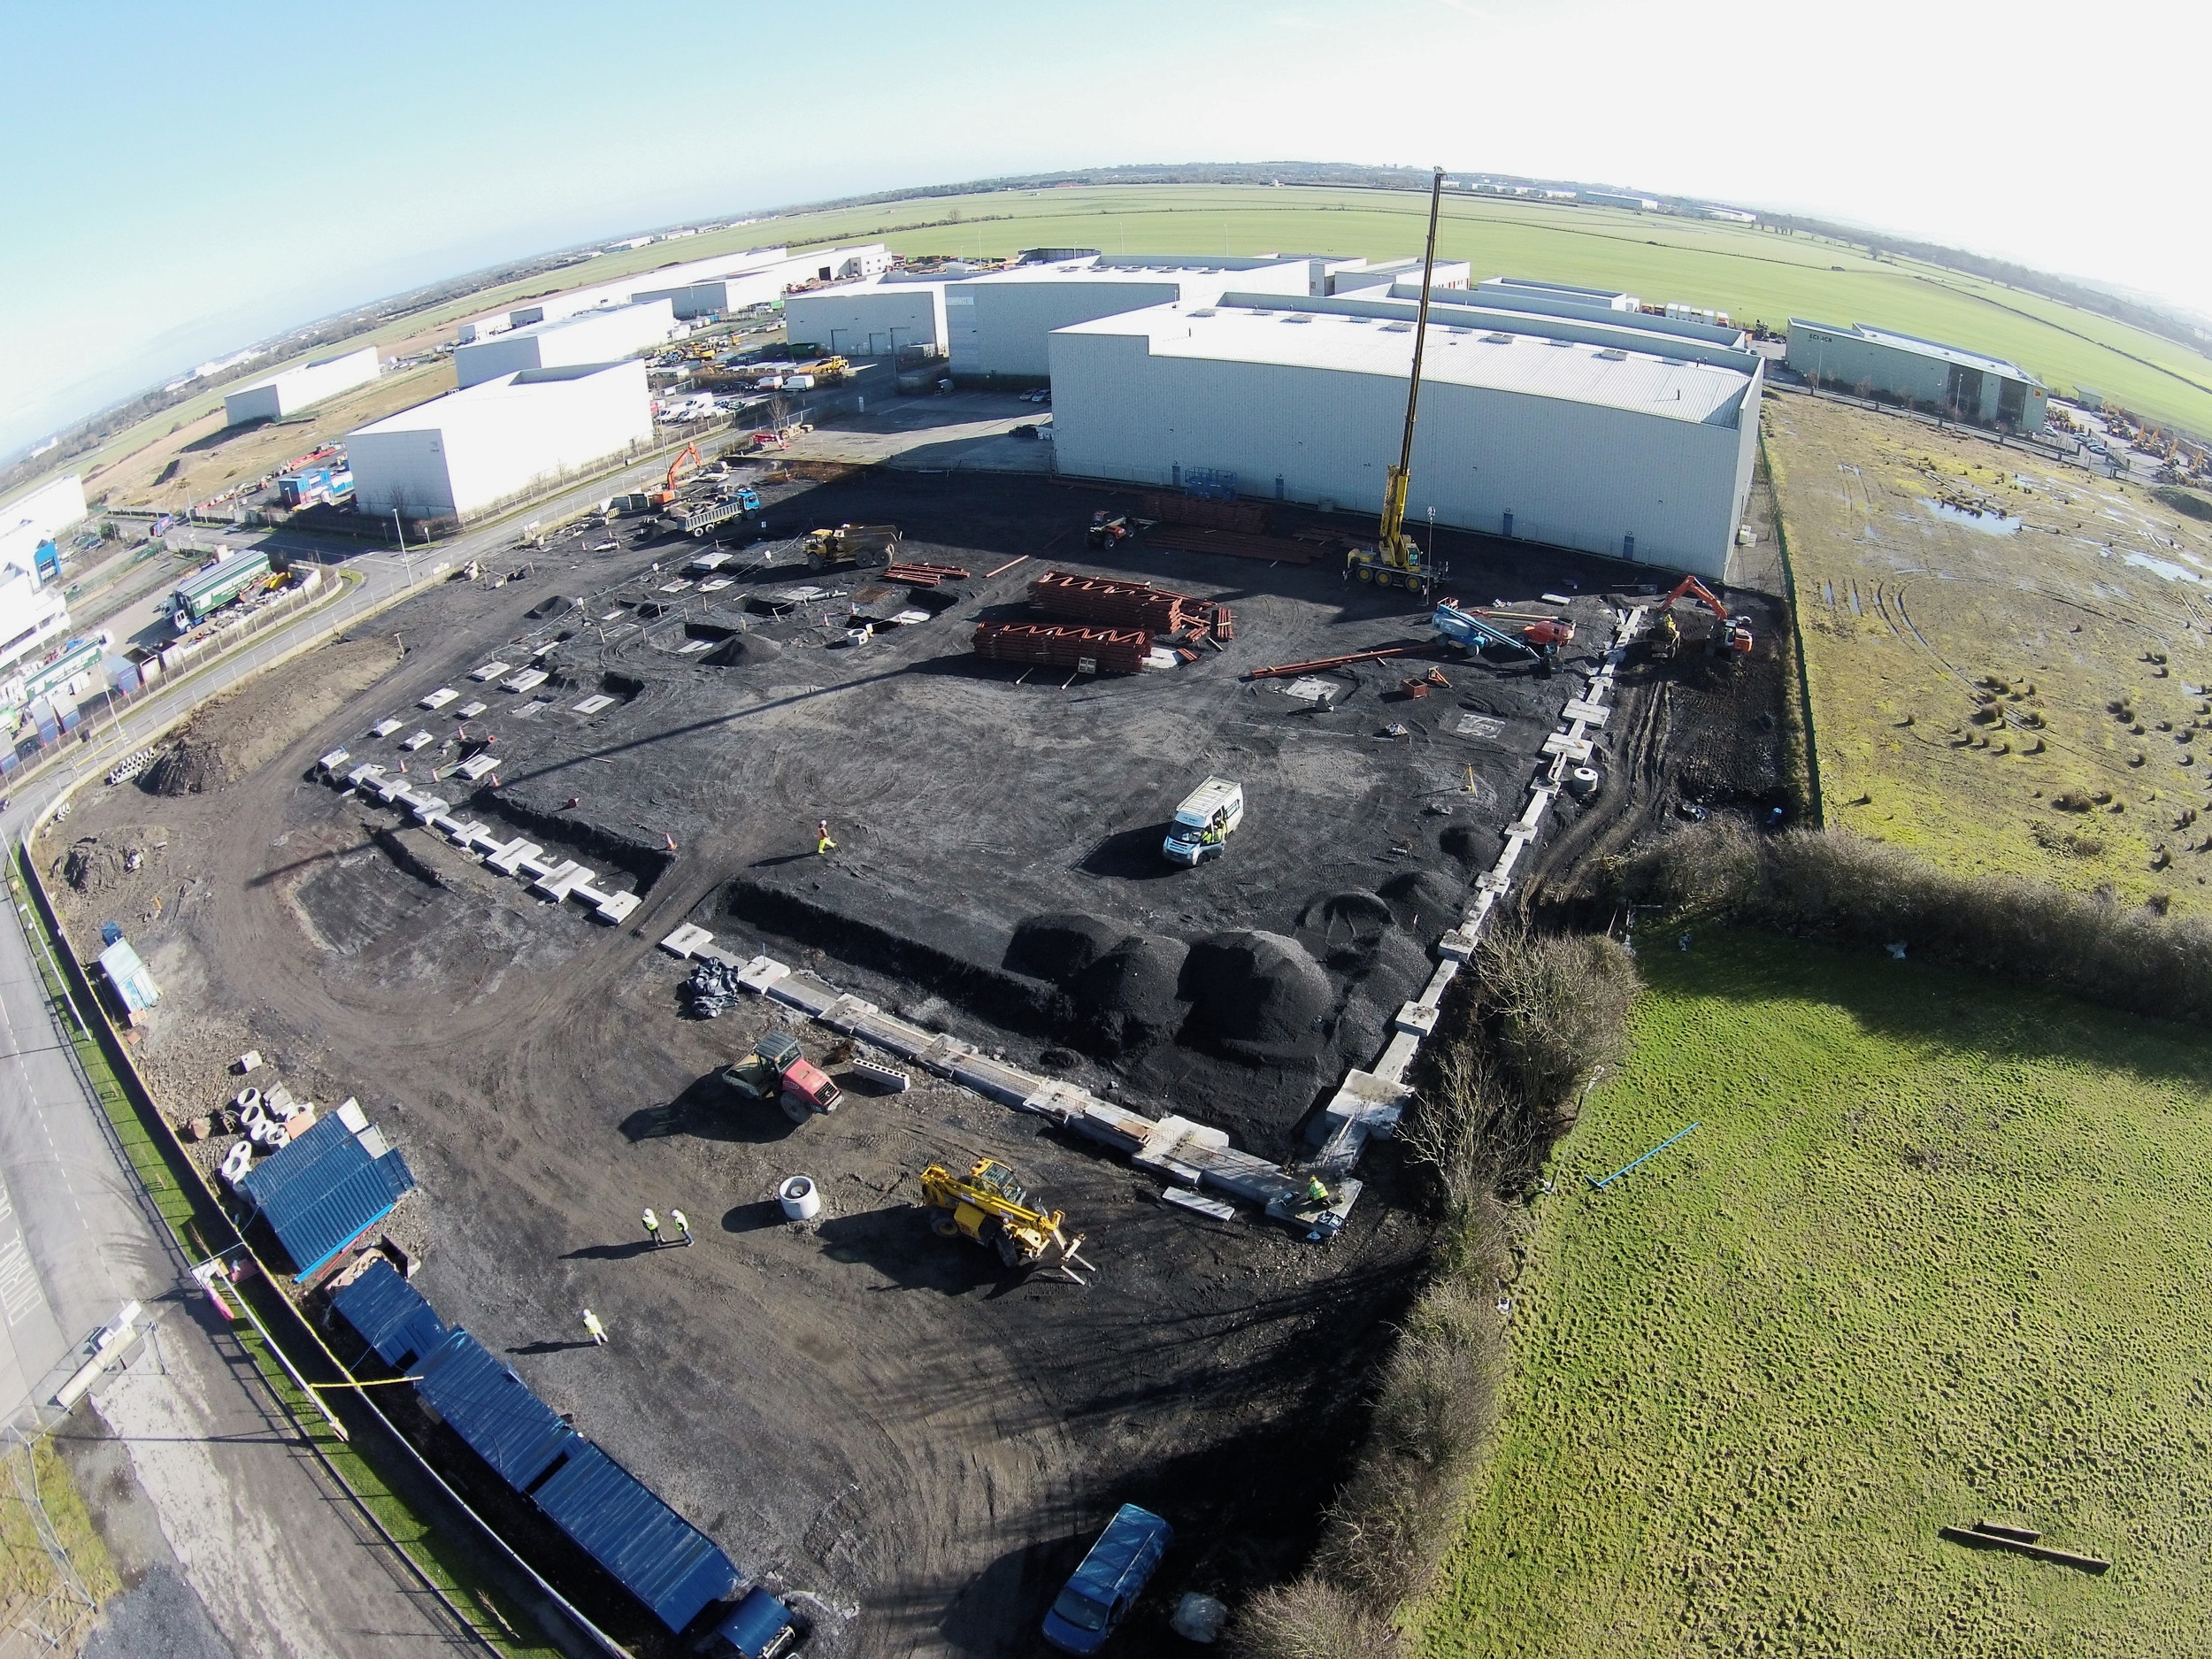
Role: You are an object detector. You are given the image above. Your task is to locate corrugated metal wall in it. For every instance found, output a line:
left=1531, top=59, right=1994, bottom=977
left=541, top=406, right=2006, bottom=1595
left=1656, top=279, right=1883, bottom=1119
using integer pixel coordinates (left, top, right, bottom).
left=1050, top=331, right=1750, bottom=580
left=531, top=1441, right=739, bottom=1632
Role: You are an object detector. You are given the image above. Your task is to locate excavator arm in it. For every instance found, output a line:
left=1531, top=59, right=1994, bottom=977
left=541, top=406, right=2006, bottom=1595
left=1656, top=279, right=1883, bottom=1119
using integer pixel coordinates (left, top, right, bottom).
left=1656, top=574, right=1754, bottom=656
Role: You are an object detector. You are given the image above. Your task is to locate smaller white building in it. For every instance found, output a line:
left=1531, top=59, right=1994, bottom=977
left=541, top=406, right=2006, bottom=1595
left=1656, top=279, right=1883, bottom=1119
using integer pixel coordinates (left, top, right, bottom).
left=0, top=552, right=69, bottom=680
left=347, top=360, right=652, bottom=525
left=223, top=346, right=380, bottom=426
left=0, top=474, right=88, bottom=574
left=454, top=301, right=677, bottom=389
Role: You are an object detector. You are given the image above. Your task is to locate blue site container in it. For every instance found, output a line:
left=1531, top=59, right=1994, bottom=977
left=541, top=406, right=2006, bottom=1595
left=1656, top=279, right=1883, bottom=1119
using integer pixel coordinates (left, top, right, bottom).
left=413, top=1330, right=579, bottom=1491
left=330, top=1258, right=448, bottom=1370
left=530, top=1440, right=740, bottom=1632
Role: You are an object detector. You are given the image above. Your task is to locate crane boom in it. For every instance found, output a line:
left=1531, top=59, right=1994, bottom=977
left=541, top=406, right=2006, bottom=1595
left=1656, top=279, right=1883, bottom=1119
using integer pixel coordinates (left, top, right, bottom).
left=1348, top=165, right=1448, bottom=598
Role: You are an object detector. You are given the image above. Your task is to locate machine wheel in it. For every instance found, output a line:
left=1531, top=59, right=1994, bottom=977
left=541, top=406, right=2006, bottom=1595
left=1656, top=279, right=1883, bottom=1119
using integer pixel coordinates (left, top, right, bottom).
left=994, top=1231, right=1026, bottom=1269
left=780, top=1094, right=812, bottom=1125
left=1356, top=565, right=1375, bottom=582
left=928, top=1208, right=961, bottom=1239
left=1407, top=577, right=1427, bottom=597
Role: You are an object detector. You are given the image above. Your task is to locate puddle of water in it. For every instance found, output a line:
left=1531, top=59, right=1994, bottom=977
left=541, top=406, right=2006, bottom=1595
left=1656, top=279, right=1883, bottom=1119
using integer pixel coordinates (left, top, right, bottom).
left=1924, top=498, right=2022, bottom=535
left=2124, top=550, right=2201, bottom=584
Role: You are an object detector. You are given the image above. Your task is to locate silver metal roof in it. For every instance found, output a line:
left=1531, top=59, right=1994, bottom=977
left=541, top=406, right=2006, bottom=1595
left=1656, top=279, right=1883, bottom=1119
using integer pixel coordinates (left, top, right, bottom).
left=1788, top=319, right=2035, bottom=382
left=1059, top=301, right=1755, bottom=425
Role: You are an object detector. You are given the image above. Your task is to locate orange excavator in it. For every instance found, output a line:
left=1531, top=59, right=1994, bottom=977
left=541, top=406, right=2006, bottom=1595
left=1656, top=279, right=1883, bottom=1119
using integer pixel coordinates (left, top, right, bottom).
left=647, top=443, right=703, bottom=508
left=1650, top=575, right=1753, bottom=664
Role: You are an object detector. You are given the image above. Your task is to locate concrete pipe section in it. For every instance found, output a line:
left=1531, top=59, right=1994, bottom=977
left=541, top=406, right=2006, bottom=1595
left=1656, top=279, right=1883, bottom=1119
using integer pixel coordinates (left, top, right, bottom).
left=778, top=1176, right=823, bottom=1221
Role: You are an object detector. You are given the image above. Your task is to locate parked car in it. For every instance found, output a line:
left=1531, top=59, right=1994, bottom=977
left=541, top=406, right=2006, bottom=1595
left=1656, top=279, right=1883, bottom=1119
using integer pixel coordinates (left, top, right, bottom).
left=1041, top=1504, right=1172, bottom=1654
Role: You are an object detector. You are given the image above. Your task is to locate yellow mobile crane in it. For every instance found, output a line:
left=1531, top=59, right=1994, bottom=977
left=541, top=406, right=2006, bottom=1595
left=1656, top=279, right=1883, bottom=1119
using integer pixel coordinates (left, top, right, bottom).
left=1347, top=165, right=1448, bottom=598
left=919, top=1158, right=1094, bottom=1283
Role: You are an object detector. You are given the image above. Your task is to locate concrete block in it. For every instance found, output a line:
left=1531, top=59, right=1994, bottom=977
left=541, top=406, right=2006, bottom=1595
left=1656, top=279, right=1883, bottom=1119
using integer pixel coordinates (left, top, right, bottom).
left=1020, top=1079, right=1095, bottom=1125
left=820, top=994, right=881, bottom=1033
left=1394, top=1000, right=1440, bottom=1037
left=660, top=925, right=715, bottom=958
left=1541, top=733, right=1594, bottom=761
left=1264, top=1175, right=1363, bottom=1235
left=486, top=839, right=540, bottom=874
left=734, top=955, right=791, bottom=994
left=1438, top=927, right=1478, bottom=961
left=852, top=1057, right=910, bottom=1093
left=1162, top=1188, right=1238, bottom=1222
left=593, top=891, right=640, bottom=924
left=1561, top=697, right=1610, bottom=726
left=1371, top=1031, right=1423, bottom=1083
left=766, top=973, right=837, bottom=1016
left=1074, top=1102, right=1153, bottom=1154
left=1422, top=958, right=1461, bottom=1003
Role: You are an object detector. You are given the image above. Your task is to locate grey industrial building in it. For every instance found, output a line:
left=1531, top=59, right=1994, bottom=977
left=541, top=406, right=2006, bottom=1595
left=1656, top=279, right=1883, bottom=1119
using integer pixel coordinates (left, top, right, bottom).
left=942, top=254, right=1472, bottom=382
left=1049, top=288, right=1762, bottom=581
left=1786, top=319, right=2047, bottom=433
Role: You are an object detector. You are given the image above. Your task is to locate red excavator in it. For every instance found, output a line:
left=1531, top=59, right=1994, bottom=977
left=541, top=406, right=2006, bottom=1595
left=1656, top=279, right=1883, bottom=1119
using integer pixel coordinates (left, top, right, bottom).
left=647, top=443, right=703, bottom=509
left=1649, top=575, right=1753, bottom=663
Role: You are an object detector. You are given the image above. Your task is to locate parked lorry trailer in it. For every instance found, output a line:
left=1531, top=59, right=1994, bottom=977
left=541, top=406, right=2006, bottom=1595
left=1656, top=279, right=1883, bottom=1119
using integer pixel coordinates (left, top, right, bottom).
left=167, top=549, right=273, bottom=632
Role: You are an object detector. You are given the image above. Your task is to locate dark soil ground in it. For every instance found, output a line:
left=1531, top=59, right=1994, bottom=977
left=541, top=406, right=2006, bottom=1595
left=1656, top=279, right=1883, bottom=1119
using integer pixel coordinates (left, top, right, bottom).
left=42, top=465, right=1782, bottom=1657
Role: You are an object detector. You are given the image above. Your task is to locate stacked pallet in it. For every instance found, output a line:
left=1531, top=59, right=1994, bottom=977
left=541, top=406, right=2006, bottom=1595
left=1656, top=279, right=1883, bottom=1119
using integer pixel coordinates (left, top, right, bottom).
left=972, top=622, right=1151, bottom=674
left=1029, top=571, right=1199, bottom=633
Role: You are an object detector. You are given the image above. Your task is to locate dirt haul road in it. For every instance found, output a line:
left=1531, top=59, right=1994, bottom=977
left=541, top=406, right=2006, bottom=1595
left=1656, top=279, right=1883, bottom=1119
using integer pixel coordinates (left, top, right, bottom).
left=43, top=470, right=1742, bottom=1655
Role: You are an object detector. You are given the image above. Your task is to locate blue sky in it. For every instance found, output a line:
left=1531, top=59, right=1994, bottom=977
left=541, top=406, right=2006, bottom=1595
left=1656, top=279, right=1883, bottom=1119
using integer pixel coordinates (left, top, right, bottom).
left=3, top=0, right=2200, bottom=457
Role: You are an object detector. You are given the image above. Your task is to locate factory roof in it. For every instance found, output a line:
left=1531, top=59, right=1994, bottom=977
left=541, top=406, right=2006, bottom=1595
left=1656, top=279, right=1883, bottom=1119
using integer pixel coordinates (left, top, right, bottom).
left=350, top=359, right=643, bottom=437
left=1060, top=296, right=1758, bottom=425
left=1480, top=275, right=1634, bottom=304
left=963, top=255, right=1312, bottom=287
left=490, top=298, right=673, bottom=346
left=1789, top=319, right=2037, bottom=382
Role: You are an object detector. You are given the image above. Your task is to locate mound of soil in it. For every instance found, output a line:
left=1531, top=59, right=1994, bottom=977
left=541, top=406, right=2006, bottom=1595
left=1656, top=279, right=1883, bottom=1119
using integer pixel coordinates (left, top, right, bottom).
left=1004, top=912, right=1121, bottom=984
left=141, top=741, right=222, bottom=796
left=1295, top=890, right=1395, bottom=966
left=62, top=832, right=165, bottom=893
left=141, top=635, right=402, bottom=796
left=1376, top=865, right=1466, bottom=932
left=1179, top=930, right=1335, bottom=1062
left=1071, top=932, right=1190, bottom=1057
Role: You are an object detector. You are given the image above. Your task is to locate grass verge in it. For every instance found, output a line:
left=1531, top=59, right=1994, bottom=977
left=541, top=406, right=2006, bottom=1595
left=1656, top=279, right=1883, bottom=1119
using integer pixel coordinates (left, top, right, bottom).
left=1417, top=926, right=2212, bottom=1656
left=6, top=854, right=557, bottom=1657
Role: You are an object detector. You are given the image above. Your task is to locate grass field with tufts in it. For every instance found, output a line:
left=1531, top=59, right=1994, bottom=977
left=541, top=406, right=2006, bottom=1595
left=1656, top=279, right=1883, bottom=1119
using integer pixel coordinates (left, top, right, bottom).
left=1767, top=392, right=2212, bottom=912
left=1416, top=926, right=2212, bottom=1657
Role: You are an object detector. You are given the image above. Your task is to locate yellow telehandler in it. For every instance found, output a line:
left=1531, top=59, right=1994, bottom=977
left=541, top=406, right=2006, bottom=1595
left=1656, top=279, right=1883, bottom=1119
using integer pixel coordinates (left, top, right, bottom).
left=918, top=1159, right=1093, bottom=1283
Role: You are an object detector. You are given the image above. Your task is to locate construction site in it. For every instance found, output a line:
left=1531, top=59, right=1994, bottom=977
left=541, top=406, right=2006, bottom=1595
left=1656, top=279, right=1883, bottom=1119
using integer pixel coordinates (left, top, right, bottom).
left=39, top=414, right=1786, bottom=1651
left=18, top=177, right=1803, bottom=1659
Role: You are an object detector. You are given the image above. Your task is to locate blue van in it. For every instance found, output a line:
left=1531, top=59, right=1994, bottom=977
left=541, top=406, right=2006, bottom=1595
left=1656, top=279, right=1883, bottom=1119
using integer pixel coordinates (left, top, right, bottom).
left=1041, top=1504, right=1173, bottom=1654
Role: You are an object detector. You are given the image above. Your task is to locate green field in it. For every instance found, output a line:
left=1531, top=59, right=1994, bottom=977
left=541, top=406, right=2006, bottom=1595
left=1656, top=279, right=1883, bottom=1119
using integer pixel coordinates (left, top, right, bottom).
left=50, top=184, right=2212, bottom=505
left=1417, top=927, right=2212, bottom=1657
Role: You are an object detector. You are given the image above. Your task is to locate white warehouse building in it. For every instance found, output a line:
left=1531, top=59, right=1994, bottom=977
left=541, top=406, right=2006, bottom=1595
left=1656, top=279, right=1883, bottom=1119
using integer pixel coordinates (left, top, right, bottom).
left=945, top=254, right=1471, bottom=380
left=347, top=360, right=651, bottom=526
left=222, top=345, right=380, bottom=426
left=480, top=243, right=895, bottom=337
left=1048, top=292, right=1763, bottom=581
left=783, top=273, right=963, bottom=355
left=454, top=300, right=676, bottom=389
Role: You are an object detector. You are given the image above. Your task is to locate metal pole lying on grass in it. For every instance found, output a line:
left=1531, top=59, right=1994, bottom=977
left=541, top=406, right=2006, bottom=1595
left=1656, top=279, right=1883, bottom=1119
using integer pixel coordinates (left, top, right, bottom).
left=1588, top=1121, right=1701, bottom=1191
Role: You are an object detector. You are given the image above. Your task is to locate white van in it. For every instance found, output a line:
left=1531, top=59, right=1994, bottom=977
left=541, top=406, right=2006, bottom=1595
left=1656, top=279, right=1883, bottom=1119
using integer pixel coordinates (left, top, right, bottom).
left=1163, top=777, right=1244, bottom=866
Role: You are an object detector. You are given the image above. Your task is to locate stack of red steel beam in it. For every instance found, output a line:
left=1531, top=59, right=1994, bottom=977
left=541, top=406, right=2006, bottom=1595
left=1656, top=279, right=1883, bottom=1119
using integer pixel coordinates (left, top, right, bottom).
left=972, top=622, right=1151, bottom=673
left=884, top=561, right=971, bottom=587
left=1028, top=571, right=1197, bottom=633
